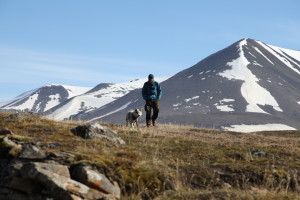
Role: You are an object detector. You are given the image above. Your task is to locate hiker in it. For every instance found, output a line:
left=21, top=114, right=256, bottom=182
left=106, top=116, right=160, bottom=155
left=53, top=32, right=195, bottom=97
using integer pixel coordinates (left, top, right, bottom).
left=142, top=74, right=162, bottom=127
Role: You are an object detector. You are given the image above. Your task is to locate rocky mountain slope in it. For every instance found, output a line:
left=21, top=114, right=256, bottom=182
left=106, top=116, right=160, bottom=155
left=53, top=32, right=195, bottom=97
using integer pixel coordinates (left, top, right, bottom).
left=0, top=78, right=169, bottom=121
left=0, top=85, right=91, bottom=113
left=71, top=38, right=300, bottom=131
left=45, top=77, right=169, bottom=120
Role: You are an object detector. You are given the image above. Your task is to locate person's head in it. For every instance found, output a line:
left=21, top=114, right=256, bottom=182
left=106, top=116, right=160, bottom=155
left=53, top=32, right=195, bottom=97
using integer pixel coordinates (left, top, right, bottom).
left=148, top=74, right=154, bottom=82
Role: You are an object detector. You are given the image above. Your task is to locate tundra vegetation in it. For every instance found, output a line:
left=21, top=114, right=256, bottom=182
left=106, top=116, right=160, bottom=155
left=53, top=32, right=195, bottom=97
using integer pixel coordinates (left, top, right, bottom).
left=0, top=112, right=300, bottom=199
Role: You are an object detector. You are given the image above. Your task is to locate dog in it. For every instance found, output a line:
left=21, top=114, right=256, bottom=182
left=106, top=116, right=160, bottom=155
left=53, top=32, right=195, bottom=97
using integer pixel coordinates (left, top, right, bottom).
left=126, top=109, right=142, bottom=128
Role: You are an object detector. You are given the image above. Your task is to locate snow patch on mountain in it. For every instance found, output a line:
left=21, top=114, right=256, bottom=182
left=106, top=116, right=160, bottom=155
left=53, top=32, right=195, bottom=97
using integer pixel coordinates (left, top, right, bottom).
left=219, top=39, right=283, bottom=114
left=253, top=47, right=274, bottom=65
left=269, top=45, right=300, bottom=64
left=222, top=124, right=296, bottom=133
left=44, top=94, right=61, bottom=111
left=46, top=76, right=170, bottom=120
left=215, top=105, right=234, bottom=112
left=46, top=84, right=91, bottom=98
left=0, top=89, right=38, bottom=108
left=214, top=99, right=235, bottom=112
left=253, top=61, right=263, bottom=67
left=256, top=41, right=300, bottom=75
left=90, top=101, right=132, bottom=122
left=184, top=96, right=199, bottom=102
left=221, top=99, right=235, bottom=103
left=7, top=93, right=39, bottom=111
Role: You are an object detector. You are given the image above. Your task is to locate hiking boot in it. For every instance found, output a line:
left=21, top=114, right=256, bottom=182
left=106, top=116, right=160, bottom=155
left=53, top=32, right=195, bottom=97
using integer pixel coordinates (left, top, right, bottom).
left=152, top=120, right=156, bottom=126
left=146, top=121, right=152, bottom=127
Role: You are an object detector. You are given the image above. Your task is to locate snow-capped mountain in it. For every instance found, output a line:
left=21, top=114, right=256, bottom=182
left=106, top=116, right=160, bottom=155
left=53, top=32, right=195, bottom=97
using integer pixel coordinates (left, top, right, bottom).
left=0, top=85, right=91, bottom=113
left=45, top=77, right=169, bottom=120
left=70, top=38, right=300, bottom=131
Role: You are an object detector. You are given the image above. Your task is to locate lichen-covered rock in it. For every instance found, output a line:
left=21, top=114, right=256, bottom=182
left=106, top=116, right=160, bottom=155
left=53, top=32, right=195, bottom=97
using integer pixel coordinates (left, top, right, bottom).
left=19, top=144, right=48, bottom=160
left=71, top=164, right=121, bottom=199
left=0, top=135, right=120, bottom=200
left=20, top=162, right=114, bottom=200
left=71, top=123, right=125, bottom=145
left=29, top=162, right=70, bottom=178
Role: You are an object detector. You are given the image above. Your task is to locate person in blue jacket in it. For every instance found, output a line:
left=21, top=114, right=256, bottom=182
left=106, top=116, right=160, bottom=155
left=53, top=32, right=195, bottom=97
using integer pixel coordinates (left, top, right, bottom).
left=142, top=74, right=162, bottom=127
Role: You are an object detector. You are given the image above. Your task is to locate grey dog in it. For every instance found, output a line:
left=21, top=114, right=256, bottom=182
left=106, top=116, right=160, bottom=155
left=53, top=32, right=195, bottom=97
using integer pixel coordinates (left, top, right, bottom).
left=126, top=109, right=142, bottom=128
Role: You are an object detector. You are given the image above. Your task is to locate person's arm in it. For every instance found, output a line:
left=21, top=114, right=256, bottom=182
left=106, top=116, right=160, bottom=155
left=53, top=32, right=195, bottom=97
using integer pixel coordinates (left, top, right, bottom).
left=142, top=83, right=147, bottom=100
left=157, top=82, right=162, bottom=100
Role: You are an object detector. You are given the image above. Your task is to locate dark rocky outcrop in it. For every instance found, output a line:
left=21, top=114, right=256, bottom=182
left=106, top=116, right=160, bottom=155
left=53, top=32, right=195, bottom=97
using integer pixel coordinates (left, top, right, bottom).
left=71, top=164, right=121, bottom=199
left=71, top=123, right=125, bottom=145
left=0, top=136, right=121, bottom=200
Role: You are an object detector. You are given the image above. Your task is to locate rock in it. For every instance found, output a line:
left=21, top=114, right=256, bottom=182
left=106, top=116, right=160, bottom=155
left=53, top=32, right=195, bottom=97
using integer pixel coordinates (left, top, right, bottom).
left=0, top=136, right=17, bottom=147
left=19, top=144, right=48, bottom=160
left=21, top=162, right=113, bottom=200
left=49, top=152, right=75, bottom=160
left=0, top=136, right=22, bottom=158
left=1, top=176, right=39, bottom=194
left=29, top=162, right=71, bottom=178
left=0, top=186, right=29, bottom=200
left=70, top=194, right=83, bottom=200
left=71, top=164, right=121, bottom=199
left=251, top=150, right=266, bottom=157
left=7, top=159, right=24, bottom=177
left=222, top=182, right=232, bottom=189
left=71, top=123, right=125, bottom=145
left=0, top=128, right=13, bottom=135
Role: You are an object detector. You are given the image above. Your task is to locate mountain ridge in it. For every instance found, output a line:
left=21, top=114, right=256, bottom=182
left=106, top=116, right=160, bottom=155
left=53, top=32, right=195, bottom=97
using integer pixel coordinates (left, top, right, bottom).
left=1, top=38, right=299, bottom=132
left=69, top=38, right=300, bottom=131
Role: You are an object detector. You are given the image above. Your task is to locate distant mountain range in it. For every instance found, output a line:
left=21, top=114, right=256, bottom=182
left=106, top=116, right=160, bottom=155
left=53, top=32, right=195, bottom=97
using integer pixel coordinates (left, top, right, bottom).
left=0, top=77, right=169, bottom=120
left=0, top=85, right=91, bottom=113
left=1, top=38, right=299, bottom=132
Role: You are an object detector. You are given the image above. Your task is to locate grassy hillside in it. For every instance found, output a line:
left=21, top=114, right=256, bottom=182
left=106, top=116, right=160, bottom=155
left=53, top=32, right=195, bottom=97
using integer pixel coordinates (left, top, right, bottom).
left=1, top=112, right=300, bottom=199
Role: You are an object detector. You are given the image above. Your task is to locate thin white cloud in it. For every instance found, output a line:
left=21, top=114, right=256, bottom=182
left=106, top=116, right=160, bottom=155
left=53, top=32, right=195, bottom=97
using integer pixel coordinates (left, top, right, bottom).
left=0, top=46, right=175, bottom=85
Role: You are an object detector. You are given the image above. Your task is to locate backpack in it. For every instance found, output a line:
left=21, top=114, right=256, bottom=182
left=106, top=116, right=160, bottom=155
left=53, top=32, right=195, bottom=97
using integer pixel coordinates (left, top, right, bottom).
left=145, top=81, right=159, bottom=96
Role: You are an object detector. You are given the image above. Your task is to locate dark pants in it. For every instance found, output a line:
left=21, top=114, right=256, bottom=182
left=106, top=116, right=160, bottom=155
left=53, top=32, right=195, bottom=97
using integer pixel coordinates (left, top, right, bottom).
left=144, top=99, right=159, bottom=123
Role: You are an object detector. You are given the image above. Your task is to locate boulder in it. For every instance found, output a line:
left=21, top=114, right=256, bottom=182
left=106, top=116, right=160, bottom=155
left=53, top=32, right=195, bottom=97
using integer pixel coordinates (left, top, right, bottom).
left=20, top=162, right=114, bottom=200
left=71, top=123, right=125, bottom=145
left=19, top=144, right=48, bottom=160
left=71, top=164, right=121, bottom=199
left=7, top=159, right=24, bottom=177
left=49, top=152, right=75, bottom=160
left=251, top=150, right=266, bottom=157
left=0, top=176, right=39, bottom=194
left=28, top=162, right=71, bottom=178
left=0, top=187, right=29, bottom=200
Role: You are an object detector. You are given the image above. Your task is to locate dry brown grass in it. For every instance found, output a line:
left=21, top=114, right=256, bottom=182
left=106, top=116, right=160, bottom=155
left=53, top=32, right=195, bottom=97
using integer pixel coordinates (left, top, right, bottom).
left=1, top=112, right=300, bottom=199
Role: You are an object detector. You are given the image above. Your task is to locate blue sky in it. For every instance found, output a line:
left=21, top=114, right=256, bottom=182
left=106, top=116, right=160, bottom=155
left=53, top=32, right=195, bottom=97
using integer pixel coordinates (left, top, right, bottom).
left=0, top=0, right=299, bottom=100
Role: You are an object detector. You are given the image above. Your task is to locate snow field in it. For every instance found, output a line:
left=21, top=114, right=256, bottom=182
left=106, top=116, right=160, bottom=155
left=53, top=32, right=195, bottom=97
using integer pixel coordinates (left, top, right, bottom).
left=222, top=124, right=296, bottom=133
left=219, top=39, right=283, bottom=114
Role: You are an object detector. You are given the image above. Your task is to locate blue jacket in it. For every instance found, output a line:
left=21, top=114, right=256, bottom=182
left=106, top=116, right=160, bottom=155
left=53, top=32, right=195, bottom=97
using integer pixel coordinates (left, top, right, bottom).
left=142, top=81, right=162, bottom=100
